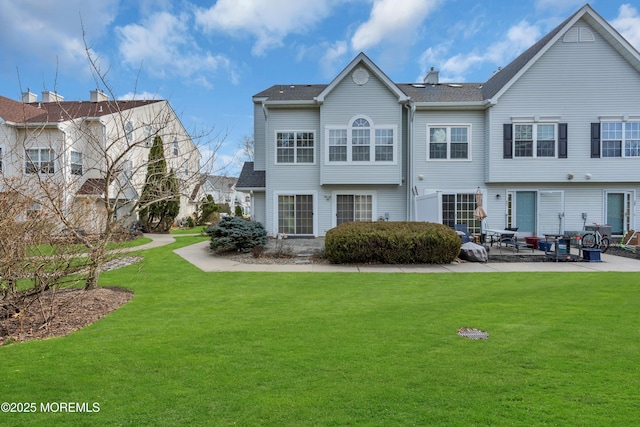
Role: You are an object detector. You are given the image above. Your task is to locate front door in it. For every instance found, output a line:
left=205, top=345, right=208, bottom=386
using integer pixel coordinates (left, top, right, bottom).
left=606, top=192, right=632, bottom=236
left=507, top=191, right=537, bottom=234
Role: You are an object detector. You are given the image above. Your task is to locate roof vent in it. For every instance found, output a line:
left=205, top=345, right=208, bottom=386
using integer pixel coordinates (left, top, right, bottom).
left=424, top=67, right=439, bottom=85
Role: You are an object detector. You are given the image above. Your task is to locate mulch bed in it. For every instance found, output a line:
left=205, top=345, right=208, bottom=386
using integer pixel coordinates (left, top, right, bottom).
left=1, top=287, right=133, bottom=345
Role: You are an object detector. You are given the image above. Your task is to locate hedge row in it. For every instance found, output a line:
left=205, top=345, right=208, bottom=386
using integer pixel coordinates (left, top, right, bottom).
left=325, top=221, right=460, bottom=264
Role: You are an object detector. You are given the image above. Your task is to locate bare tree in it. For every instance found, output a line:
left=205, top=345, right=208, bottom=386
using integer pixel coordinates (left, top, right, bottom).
left=0, top=32, right=225, bottom=291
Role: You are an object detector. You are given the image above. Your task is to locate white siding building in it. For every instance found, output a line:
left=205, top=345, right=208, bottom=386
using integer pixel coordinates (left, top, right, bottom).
left=239, top=4, right=640, bottom=239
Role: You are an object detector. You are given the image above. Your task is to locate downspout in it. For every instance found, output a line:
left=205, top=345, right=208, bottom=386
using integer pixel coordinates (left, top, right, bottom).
left=405, top=101, right=416, bottom=221
left=261, top=99, right=271, bottom=234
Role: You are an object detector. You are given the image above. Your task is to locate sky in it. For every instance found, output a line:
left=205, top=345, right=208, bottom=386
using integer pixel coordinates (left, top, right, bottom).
left=2, top=0, right=640, bottom=176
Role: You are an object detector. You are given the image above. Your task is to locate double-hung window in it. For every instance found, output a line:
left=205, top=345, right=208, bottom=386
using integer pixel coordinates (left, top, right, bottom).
left=70, top=151, right=83, bottom=175
left=25, top=148, right=55, bottom=174
left=428, top=125, right=470, bottom=160
left=601, top=121, right=640, bottom=157
left=326, top=116, right=396, bottom=163
left=276, top=131, right=315, bottom=164
left=514, top=124, right=556, bottom=157
left=328, top=129, right=347, bottom=161
left=0, top=146, right=3, bottom=173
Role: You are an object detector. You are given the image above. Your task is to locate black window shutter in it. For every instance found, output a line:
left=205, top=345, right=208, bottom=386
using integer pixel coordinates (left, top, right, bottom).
left=503, top=124, right=513, bottom=159
left=591, top=123, right=600, bottom=158
left=558, top=123, right=568, bottom=158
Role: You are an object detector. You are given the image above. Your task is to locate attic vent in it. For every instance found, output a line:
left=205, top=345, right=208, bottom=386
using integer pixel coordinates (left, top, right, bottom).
left=412, top=84, right=426, bottom=88
left=563, top=27, right=595, bottom=43
left=448, top=84, right=463, bottom=88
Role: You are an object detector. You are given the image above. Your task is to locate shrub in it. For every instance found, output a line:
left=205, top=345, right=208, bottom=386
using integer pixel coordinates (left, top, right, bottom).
left=186, top=216, right=195, bottom=228
left=206, top=217, right=267, bottom=253
left=325, top=221, right=460, bottom=264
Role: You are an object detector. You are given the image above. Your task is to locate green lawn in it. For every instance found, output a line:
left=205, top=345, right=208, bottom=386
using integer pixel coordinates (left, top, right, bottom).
left=170, top=227, right=207, bottom=235
left=2, top=237, right=639, bottom=425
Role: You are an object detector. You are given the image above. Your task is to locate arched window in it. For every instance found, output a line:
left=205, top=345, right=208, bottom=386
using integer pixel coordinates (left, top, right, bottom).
left=351, top=118, right=371, bottom=161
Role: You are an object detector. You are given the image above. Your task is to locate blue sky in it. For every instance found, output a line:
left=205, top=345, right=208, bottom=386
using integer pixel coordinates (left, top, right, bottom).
left=2, top=0, right=639, bottom=176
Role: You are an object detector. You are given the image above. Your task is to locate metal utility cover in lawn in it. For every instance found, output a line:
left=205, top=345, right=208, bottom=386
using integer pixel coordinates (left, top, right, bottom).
left=457, top=327, right=488, bottom=340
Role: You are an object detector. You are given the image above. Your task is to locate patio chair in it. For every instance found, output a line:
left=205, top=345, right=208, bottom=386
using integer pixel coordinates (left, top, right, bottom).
left=499, top=227, right=531, bottom=252
left=454, top=224, right=475, bottom=243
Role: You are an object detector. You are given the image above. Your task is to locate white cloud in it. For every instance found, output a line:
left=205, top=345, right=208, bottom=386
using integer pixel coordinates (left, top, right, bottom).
left=194, top=0, right=336, bottom=56
left=117, top=91, right=161, bottom=101
left=320, top=41, right=349, bottom=77
left=611, top=4, right=640, bottom=51
left=420, top=19, right=541, bottom=82
left=116, top=12, right=234, bottom=86
left=350, top=0, right=441, bottom=52
left=0, top=0, right=117, bottom=75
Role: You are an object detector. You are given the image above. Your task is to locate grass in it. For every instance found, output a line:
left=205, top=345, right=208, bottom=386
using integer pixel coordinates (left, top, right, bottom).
left=170, top=227, right=207, bottom=235
left=1, top=237, right=639, bottom=425
left=26, top=237, right=153, bottom=256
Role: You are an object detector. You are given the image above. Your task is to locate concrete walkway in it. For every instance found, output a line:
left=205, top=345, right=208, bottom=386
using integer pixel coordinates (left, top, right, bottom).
left=170, top=238, right=640, bottom=274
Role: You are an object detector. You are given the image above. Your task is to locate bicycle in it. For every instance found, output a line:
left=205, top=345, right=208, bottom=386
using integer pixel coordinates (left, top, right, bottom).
left=581, top=222, right=610, bottom=252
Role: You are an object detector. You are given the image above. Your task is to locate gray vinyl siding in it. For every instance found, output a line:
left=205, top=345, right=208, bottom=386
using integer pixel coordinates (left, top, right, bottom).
left=253, top=103, right=266, bottom=170
left=413, top=110, right=485, bottom=194
left=487, top=19, right=640, bottom=184
left=482, top=184, right=638, bottom=236
left=264, top=107, right=321, bottom=236
left=320, top=68, right=403, bottom=185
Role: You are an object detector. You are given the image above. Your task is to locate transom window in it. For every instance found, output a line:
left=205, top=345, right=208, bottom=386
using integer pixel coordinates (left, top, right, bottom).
left=276, top=132, right=315, bottom=164
left=327, top=116, right=396, bottom=163
left=25, top=148, right=55, bottom=174
left=514, top=124, right=556, bottom=157
left=602, top=122, right=640, bottom=157
left=428, top=125, right=470, bottom=160
left=70, top=151, right=83, bottom=175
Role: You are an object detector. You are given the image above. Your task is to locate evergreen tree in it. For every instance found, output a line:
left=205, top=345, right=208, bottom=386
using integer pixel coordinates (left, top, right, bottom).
left=139, top=136, right=180, bottom=232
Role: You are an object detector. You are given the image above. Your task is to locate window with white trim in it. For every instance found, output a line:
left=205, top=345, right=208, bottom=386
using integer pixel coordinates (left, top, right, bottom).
left=125, top=121, right=134, bottom=142
left=328, top=129, right=347, bottom=161
left=442, top=193, right=480, bottom=234
left=70, top=151, right=83, bottom=175
left=0, top=146, right=3, bottom=173
left=25, top=148, right=55, bottom=174
left=336, top=194, right=373, bottom=225
left=173, top=139, right=179, bottom=156
left=276, top=131, right=315, bottom=164
left=428, top=125, right=470, bottom=160
left=513, top=123, right=556, bottom=157
left=602, top=121, right=640, bottom=157
left=27, top=202, right=42, bottom=220
left=327, top=116, right=396, bottom=163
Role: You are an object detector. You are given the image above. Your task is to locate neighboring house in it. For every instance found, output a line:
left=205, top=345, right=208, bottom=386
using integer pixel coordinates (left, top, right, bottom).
left=237, top=4, right=640, bottom=239
left=0, top=90, right=201, bottom=232
left=200, top=175, right=251, bottom=215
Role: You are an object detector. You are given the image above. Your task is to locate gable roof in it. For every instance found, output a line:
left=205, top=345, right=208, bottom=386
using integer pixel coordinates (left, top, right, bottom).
left=315, top=52, right=408, bottom=103
left=0, top=95, right=162, bottom=125
left=482, top=3, right=640, bottom=102
left=251, top=5, right=640, bottom=109
left=0, top=95, right=48, bottom=123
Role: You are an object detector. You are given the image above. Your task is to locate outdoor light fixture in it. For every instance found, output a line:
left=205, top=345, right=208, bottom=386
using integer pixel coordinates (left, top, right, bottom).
left=496, top=194, right=501, bottom=199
